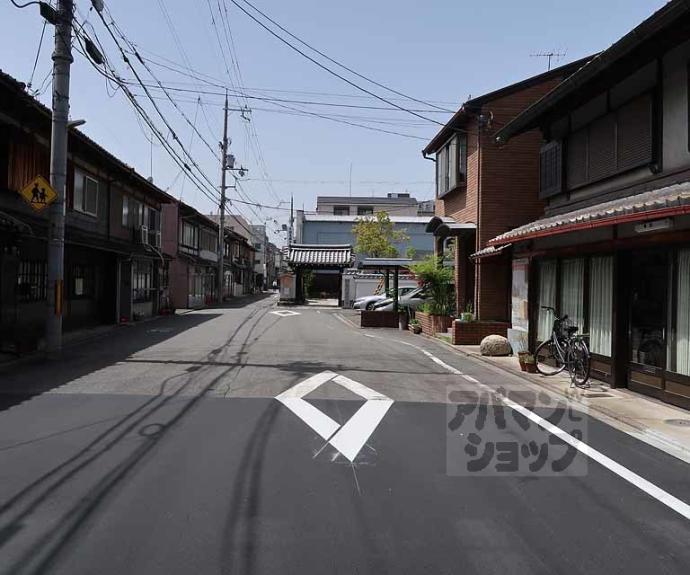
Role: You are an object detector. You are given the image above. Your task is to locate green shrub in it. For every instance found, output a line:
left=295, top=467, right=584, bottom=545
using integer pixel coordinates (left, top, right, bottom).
left=409, top=256, right=454, bottom=316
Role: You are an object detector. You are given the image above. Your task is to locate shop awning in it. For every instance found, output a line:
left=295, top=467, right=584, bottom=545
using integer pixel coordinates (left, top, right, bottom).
left=488, top=181, right=690, bottom=246
left=287, top=244, right=354, bottom=267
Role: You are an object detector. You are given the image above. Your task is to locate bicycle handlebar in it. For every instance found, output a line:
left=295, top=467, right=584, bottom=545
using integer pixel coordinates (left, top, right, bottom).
left=540, top=306, right=568, bottom=322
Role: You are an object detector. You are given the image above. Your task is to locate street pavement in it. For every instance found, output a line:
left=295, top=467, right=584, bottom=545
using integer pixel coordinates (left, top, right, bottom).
left=1, top=294, right=690, bottom=574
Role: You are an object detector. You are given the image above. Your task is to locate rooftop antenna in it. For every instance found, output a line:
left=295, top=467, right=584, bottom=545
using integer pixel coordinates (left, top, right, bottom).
left=530, top=50, right=567, bottom=71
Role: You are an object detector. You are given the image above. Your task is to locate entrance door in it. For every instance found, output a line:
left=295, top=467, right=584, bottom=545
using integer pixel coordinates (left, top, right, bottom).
left=628, top=249, right=668, bottom=397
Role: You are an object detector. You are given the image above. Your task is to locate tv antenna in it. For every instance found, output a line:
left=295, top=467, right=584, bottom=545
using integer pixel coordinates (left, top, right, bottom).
left=530, top=51, right=567, bottom=71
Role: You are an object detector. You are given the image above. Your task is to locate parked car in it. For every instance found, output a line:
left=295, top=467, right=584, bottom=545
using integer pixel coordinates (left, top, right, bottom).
left=352, top=287, right=415, bottom=310
left=373, top=287, right=428, bottom=312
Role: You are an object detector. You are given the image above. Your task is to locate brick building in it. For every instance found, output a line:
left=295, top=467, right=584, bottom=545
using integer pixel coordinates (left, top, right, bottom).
left=422, top=58, right=591, bottom=337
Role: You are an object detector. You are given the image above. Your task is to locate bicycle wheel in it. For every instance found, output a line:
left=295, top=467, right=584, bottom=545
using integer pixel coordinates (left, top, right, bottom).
left=568, top=339, right=591, bottom=387
left=535, top=340, right=566, bottom=376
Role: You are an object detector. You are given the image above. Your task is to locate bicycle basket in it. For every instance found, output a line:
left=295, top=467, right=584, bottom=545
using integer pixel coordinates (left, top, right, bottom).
left=558, top=317, right=578, bottom=338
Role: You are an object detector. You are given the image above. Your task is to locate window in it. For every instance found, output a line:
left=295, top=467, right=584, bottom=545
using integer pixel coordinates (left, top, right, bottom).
left=589, top=256, right=614, bottom=356
left=181, top=222, right=198, bottom=249
left=133, top=260, right=153, bottom=302
left=560, top=258, right=585, bottom=333
left=148, top=208, right=160, bottom=231
left=357, top=206, right=373, bottom=216
left=537, top=260, right=557, bottom=341
left=71, top=264, right=94, bottom=298
left=73, top=172, right=99, bottom=216
left=566, top=93, right=653, bottom=189
left=17, top=260, right=47, bottom=302
left=675, top=249, right=690, bottom=376
left=200, top=229, right=217, bottom=252
left=333, top=206, right=350, bottom=215
left=539, top=141, right=562, bottom=198
left=122, top=195, right=129, bottom=227
left=436, top=135, right=467, bottom=197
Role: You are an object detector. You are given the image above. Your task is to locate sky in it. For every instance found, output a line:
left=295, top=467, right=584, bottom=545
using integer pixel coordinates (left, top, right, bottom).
left=0, top=0, right=668, bottom=242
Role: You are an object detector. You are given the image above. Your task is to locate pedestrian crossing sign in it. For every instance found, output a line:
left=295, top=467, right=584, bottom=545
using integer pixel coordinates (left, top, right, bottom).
left=19, top=176, right=57, bottom=212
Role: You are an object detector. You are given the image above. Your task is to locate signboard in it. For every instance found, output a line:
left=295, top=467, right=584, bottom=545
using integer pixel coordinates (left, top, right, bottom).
left=19, top=176, right=57, bottom=212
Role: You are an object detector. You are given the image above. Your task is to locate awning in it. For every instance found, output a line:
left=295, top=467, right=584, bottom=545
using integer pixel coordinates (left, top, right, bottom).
left=287, top=244, right=354, bottom=267
left=426, top=216, right=476, bottom=237
left=360, top=258, right=413, bottom=269
left=488, top=181, right=690, bottom=246
left=470, top=244, right=512, bottom=259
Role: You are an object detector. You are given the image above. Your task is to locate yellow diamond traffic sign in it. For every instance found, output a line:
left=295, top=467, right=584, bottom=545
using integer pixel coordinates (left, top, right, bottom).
left=19, top=176, right=57, bottom=212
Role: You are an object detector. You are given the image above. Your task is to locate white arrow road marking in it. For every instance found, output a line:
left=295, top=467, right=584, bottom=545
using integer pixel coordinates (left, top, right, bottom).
left=276, top=371, right=393, bottom=462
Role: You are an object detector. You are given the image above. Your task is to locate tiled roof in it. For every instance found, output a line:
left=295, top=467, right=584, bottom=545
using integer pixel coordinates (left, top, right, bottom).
left=470, top=244, right=512, bottom=259
left=489, top=182, right=690, bottom=245
left=287, top=244, right=354, bottom=267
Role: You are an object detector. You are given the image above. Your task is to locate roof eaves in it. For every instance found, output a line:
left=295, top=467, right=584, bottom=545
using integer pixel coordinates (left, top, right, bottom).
left=495, top=0, right=690, bottom=143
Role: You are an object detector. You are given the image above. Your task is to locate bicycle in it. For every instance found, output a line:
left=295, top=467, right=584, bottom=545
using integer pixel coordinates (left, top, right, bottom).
left=534, top=306, right=591, bottom=388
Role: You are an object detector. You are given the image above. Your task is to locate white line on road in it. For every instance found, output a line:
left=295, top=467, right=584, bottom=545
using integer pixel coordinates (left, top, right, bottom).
left=363, top=332, right=690, bottom=522
left=276, top=371, right=337, bottom=400
left=279, top=397, right=341, bottom=440
left=330, top=399, right=394, bottom=462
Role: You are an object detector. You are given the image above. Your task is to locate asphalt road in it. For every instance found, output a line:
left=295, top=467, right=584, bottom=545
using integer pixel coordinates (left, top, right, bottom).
left=1, top=294, right=690, bottom=574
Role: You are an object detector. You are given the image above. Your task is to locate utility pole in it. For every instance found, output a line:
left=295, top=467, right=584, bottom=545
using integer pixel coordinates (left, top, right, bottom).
left=289, top=193, right=293, bottom=246
left=46, top=0, right=74, bottom=353
left=217, top=92, right=229, bottom=303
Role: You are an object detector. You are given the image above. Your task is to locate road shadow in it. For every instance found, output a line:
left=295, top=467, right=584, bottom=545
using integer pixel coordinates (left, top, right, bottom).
left=0, top=312, right=221, bottom=412
left=0, top=297, right=278, bottom=574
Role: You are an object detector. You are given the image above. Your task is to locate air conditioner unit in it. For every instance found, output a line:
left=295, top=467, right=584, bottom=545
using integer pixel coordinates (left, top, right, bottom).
left=139, top=225, right=149, bottom=245
left=154, top=231, right=162, bottom=248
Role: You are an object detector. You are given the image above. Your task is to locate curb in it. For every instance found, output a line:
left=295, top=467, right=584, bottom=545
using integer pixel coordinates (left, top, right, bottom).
left=423, top=333, right=690, bottom=460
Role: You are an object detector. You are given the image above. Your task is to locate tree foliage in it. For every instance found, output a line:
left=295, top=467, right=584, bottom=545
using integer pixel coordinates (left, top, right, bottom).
left=352, top=211, right=410, bottom=258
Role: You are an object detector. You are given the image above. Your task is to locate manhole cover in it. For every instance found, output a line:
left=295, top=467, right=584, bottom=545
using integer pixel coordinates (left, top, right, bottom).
left=665, top=418, right=690, bottom=427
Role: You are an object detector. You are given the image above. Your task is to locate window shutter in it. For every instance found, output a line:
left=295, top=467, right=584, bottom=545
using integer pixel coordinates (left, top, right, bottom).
left=539, top=141, right=562, bottom=199
left=617, top=93, right=653, bottom=171
left=566, top=129, right=588, bottom=189
left=588, top=113, right=616, bottom=181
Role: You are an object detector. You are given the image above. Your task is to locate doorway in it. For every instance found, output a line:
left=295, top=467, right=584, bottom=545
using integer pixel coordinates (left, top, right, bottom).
left=627, top=249, right=668, bottom=397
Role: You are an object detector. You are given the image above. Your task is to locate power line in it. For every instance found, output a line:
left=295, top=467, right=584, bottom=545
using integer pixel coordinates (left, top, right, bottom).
left=27, top=19, right=47, bottom=90
left=118, top=79, right=449, bottom=113
left=234, top=0, right=454, bottom=113
left=227, top=0, right=446, bottom=127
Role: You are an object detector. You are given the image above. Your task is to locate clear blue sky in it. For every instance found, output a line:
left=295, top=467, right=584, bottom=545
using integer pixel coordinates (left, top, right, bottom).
left=0, top=0, right=667, bottom=240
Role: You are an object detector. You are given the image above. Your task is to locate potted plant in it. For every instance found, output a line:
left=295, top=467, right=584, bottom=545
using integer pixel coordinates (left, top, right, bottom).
left=460, top=302, right=474, bottom=323
left=409, top=318, right=422, bottom=334
left=517, top=351, right=531, bottom=372
left=523, top=353, right=538, bottom=373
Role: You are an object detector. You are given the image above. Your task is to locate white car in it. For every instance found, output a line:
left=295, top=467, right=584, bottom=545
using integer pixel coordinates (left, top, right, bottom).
left=352, top=287, right=415, bottom=310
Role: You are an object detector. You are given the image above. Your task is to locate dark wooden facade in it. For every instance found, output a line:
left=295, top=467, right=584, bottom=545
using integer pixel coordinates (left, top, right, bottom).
left=0, top=70, right=172, bottom=353
left=491, top=2, right=690, bottom=409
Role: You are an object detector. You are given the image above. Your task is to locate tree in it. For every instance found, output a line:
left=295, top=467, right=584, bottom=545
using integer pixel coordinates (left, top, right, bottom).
left=352, top=211, right=409, bottom=258
left=405, top=246, right=417, bottom=260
